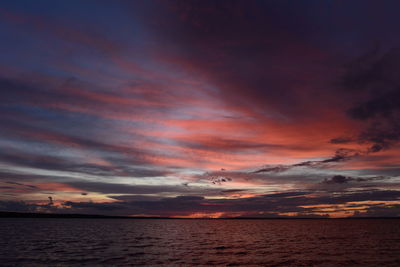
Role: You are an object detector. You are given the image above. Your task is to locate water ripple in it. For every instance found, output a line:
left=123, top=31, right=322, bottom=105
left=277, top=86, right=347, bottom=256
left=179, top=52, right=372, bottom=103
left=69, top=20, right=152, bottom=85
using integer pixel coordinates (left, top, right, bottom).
left=0, top=219, right=399, bottom=266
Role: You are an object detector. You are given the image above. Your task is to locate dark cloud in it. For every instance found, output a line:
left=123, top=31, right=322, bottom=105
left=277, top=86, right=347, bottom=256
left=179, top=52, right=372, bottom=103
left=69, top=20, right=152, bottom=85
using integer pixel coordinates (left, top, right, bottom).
left=128, top=0, right=342, bottom=128
left=5, top=181, right=37, bottom=189
left=65, top=180, right=222, bottom=196
left=0, top=200, right=56, bottom=213
left=336, top=48, right=400, bottom=153
left=63, top=201, right=126, bottom=211
left=169, top=196, right=204, bottom=201
left=0, top=118, right=146, bottom=164
left=2, top=188, right=400, bottom=217
left=317, top=190, right=400, bottom=205
left=322, top=175, right=387, bottom=184
left=263, top=192, right=309, bottom=198
left=254, top=148, right=358, bottom=173
left=202, top=170, right=233, bottom=185
left=329, top=137, right=353, bottom=144
left=324, top=175, right=353, bottom=184
left=220, top=189, right=247, bottom=193
left=352, top=204, right=400, bottom=217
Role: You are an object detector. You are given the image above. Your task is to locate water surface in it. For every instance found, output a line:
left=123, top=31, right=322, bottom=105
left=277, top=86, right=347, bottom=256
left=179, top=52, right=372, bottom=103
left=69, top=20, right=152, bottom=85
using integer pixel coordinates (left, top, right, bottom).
left=1, top=219, right=399, bottom=266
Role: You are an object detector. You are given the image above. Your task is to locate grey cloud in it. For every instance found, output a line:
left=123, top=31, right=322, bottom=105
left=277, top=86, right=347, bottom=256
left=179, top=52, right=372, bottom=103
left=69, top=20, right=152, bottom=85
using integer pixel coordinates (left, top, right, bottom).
left=254, top=148, right=358, bottom=174
left=1, top=188, right=400, bottom=217
left=322, top=175, right=387, bottom=184
left=337, top=48, right=400, bottom=153
left=352, top=204, right=400, bottom=217
left=65, top=180, right=223, bottom=196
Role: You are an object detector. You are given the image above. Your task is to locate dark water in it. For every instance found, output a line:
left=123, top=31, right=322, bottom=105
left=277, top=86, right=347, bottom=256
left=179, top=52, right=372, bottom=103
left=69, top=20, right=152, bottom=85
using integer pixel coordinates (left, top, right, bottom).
left=1, top=219, right=400, bottom=266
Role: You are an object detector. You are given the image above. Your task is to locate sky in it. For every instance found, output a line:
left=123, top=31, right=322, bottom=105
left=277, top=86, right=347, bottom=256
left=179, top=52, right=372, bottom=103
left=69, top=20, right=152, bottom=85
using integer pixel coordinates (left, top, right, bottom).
left=1, top=0, right=400, bottom=218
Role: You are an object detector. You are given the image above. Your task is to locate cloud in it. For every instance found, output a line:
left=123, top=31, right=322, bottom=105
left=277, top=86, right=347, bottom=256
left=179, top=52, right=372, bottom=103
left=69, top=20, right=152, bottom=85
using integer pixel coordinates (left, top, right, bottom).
left=220, top=189, right=247, bottom=193
left=322, top=175, right=387, bottom=184
left=352, top=204, right=400, bottom=217
left=1, top=1, right=400, bottom=217
left=263, top=192, right=309, bottom=198
left=65, top=181, right=213, bottom=195
left=336, top=48, right=400, bottom=153
left=253, top=148, right=358, bottom=173
left=63, top=201, right=126, bottom=211
left=5, top=181, right=37, bottom=189
left=0, top=200, right=57, bottom=213
left=2, top=187, right=400, bottom=217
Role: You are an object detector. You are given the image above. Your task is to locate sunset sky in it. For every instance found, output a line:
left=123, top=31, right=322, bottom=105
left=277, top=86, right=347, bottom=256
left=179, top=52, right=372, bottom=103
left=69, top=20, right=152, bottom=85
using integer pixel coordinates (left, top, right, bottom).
left=1, top=0, right=400, bottom=218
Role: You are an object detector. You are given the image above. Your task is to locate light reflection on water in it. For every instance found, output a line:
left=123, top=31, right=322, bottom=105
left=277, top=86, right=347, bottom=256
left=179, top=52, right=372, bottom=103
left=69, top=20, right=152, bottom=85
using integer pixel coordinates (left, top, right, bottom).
left=0, top=219, right=399, bottom=266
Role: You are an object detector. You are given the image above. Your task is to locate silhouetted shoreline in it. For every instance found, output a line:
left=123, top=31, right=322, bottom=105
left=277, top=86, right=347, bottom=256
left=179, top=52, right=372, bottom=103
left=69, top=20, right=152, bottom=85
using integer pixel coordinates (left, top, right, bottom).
left=1, top=211, right=399, bottom=219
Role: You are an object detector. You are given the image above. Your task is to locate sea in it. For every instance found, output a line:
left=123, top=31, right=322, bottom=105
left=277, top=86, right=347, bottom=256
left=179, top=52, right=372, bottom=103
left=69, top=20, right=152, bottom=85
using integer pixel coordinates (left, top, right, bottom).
left=0, top=219, right=399, bottom=266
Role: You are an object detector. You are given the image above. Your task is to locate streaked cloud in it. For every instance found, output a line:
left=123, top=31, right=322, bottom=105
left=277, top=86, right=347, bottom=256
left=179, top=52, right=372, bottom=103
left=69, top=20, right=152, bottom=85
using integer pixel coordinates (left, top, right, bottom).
left=1, top=0, right=400, bottom=217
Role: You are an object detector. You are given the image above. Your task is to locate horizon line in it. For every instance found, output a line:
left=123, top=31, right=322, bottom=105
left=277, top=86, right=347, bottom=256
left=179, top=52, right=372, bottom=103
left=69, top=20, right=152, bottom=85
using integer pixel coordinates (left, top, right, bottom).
left=1, top=211, right=399, bottom=220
